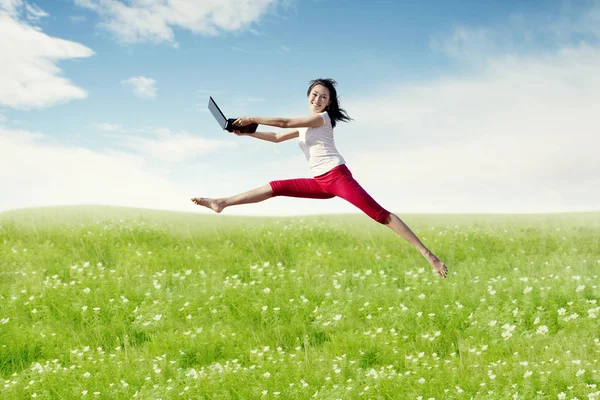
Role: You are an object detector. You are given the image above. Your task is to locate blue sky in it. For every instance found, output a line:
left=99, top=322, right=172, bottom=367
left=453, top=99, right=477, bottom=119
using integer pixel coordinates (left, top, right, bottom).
left=1, top=0, right=598, bottom=216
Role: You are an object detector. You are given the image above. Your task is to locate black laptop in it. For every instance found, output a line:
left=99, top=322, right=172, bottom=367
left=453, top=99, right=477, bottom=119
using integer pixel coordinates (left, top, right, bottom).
left=208, top=96, right=258, bottom=134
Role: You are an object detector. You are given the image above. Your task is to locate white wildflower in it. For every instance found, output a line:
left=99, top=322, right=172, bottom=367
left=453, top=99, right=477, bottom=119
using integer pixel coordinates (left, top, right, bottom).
left=536, top=325, right=549, bottom=335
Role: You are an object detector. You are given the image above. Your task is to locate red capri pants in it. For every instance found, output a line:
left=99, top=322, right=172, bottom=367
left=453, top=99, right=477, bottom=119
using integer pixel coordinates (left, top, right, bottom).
left=269, top=164, right=391, bottom=224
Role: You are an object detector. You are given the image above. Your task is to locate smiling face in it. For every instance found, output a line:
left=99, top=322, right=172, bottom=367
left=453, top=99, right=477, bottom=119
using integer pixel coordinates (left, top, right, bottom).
left=307, top=84, right=331, bottom=113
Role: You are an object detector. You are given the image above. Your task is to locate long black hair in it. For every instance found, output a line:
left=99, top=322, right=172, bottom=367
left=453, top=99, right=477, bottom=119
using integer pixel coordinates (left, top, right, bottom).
left=306, top=78, right=352, bottom=128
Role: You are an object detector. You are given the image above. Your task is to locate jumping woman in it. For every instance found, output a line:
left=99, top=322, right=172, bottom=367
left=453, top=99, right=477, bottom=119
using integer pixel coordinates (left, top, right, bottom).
left=192, top=78, right=448, bottom=279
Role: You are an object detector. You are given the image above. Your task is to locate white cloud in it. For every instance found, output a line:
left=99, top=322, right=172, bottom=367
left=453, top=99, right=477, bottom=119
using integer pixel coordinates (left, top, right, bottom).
left=113, top=128, right=238, bottom=162
left=430, top=26, right=498, bottom=63
left=97, top=122, right=123, bottom=132
left=546, top=1, right=600, bottom=43
left=0, top=127, right=196, bottom=213
left=430, top=1, right=600, bottom=64
left=338, top=35, right=600, bottom=212
left=74, top=0, right=282, bottom=45
left=0, top=0, right=22, bottom=17
left=0, top=3, right=94, bottom=109
left=25, top=2, right=48, bottom=21
left=121, top=76, right=156, bottom=99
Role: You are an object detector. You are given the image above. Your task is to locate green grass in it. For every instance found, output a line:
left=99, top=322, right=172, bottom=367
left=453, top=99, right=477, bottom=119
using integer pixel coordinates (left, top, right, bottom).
left=0, top=206, right=599, bottom=399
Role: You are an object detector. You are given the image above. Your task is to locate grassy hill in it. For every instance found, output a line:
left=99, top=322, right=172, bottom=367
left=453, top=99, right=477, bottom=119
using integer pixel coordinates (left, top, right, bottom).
left=1, top=206, right=599, bottom=399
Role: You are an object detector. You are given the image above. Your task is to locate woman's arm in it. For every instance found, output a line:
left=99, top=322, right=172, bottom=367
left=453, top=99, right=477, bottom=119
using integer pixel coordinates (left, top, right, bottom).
left=276, top=129, right=300, bottom=142
left=234, top=129, right=299, bottom=143
left=234, top=114, right=324, bottom=129
left=235, top=131, right=278, bottom=143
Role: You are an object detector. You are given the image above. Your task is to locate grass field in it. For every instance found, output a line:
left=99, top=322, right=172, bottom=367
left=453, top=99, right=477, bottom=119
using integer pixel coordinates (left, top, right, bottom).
left=0, top=206, right=599, bottom=399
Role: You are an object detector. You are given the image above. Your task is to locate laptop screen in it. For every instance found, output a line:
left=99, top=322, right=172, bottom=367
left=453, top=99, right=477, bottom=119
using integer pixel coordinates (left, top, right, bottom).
left=208, top=97, right=227, bottom=129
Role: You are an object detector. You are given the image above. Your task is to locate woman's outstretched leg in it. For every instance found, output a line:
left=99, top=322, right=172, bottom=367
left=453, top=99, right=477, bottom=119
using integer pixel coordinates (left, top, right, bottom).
left=191, top=184, right=273, bottom=213
left=323, top=166, right=448, bottom=279
left=384, top=213, right=448, bottom=279
left=192, top=178, right=333, bottom=213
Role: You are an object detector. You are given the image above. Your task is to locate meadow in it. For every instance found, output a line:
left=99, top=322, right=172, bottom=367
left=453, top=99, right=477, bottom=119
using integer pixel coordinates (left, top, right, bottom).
left=0, top=206, right=599, bottom=399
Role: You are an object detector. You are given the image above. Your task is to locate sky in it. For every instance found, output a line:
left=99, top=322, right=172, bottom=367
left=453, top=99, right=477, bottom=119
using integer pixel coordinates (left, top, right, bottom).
left=1, top=0, right=599, bottom=217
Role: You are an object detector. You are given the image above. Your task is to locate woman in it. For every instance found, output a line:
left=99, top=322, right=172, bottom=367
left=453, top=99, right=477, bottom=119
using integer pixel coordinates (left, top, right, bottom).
left=192, top=78, right=448, bottom=279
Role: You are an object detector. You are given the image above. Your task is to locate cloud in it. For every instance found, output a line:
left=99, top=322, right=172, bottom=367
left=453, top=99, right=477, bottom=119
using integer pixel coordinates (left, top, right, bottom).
left=430, top=1, right=600, bottom=64
left=74, top=0, right=282, bottom=45
left=0, top=3, right=94, bottom=110
left=0, top=0, right=22, bottom=17
left=338, top=12, right=600, bottom=213
left=430, top=26, right=498, bottom=63
left=97, top=122, right=123, bottom=132
left=0, top=127, right=196, bottom=213
left=546, top=0, right=600, bottom=43
left=25, top=2, right=48, bottom=21
left=121, top=76, right=156, bottom=99
left=113, top=128, right=238, bottom=162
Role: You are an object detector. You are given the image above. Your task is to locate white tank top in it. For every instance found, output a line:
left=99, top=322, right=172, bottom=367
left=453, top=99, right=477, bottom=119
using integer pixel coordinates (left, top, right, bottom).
left=297, top=111, right=346, bottom=176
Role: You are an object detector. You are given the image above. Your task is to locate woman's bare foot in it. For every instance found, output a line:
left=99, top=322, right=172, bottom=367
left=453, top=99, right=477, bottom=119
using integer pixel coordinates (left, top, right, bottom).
left=191, top=197, right=225, bottom=213
left=423, top=249, right=448, bottom=279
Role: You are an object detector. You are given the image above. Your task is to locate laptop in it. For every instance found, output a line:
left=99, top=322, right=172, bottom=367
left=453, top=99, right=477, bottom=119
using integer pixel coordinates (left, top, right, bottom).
left=208, top=96, right=258, bottom=134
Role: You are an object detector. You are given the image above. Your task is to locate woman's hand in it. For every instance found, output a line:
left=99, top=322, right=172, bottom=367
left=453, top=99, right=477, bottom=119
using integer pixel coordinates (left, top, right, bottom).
left=233, top=116, right=254, bottom=127
left=232, top=129, right=247, bottom=136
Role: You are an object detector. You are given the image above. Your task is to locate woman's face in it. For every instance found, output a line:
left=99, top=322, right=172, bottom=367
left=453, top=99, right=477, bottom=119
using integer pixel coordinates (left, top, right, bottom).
left=308, top=84, right=331, bottom=113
